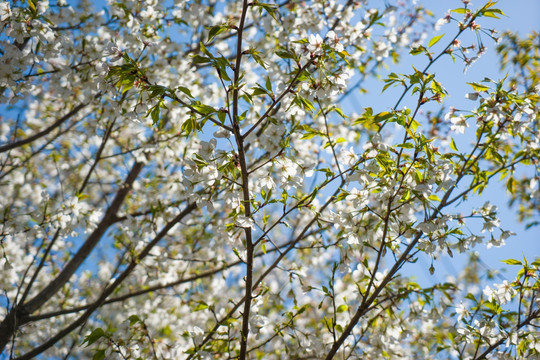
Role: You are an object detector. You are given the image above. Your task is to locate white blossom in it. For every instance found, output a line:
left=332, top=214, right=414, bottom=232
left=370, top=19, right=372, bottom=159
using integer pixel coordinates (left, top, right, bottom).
left=0, top=2, right=11, bottom=21
left=307, top=34, right=324, bottom=55
left=450, top=115, right=469, bottom=134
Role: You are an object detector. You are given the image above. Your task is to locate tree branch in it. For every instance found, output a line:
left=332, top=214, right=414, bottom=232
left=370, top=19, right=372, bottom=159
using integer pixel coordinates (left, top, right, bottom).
left=0, top=103, right=89, bottom=154
left=0, top=161, right=144, bottom=352
left=13, top=203, right=197, bottom=360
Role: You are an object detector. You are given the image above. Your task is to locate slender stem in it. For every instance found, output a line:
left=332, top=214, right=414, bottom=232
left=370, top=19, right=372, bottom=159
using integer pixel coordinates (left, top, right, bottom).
left=18, top=231, right=60, bottom=306
left=318, top=100, right=344, bottom=180
left=188, top=185, right=343, bottom=358
left=229, top=0, right=254, bottom=358
left=243, top=61, right=313, bottom=140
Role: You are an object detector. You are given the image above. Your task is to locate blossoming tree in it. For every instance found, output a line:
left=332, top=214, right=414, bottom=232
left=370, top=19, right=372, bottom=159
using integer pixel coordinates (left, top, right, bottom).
left=0, top=0, right=538, bottom=358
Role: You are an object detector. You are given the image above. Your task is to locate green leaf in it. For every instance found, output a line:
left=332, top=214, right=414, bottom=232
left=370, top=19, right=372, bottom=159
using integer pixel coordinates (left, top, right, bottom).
left=217, top=110, right=227, bottom=123
left=83, top=328, right=105, bottom=347
left=26, top=0, right=37, bottom=14
left=258, top=3, right=278, bottom=20
left=150, top=105, right=160, bottom=126
left=467, top=82, right=490, bottom=92
left=191, top=55, right=211, bottom=64
left=484, top=301, right=502, bottom=314
left=401, top=189, right=411, bottom=201
left=332, top=107, right=347, bottom=118
left=506, top=177, right=516, bottom=194
left=147, top=85, right=167, bottom=98
left=294, top=95, right=315, bottom=112
left=193, top=301, right=209, bottom=311
left=193, top=103, right=216, bottom=115
left=374, top=111, right=393, bottom=122
left=252, top=86, right=269, bottom=97
left=181, top=114, right=198, bottom=135
left=428, top=34, right=445, bottom=48
left=199, top=42, right=214, bottom=59
left=275, top=50, right=295, bottom=60
left=249, top=50, right=267, bottom=69
left=501, top=259, right=522, bottom=265
left=128, top=314, right=141, bottom=325
left=216, top=65, right=231, bottom=81
left=265, top=77, right=272, bottom=92
left=431, top=80, right=446, bottom=96
left=161, top=325, right=172, bottom=336
left=336, top=304, right=348, bottom=313
left=409, top=46, right=425, bottom=56
left=482, top=10, right=500, bottom=18
left=176, top=86, right=193, bottom=98
left=450, top=138, right=459, bottom=152
left=300, top=132, right=317, bottom=140
left=207, top=24, right=229, bottom=43
left=93, top=349, right=106, bottom=360
left=397, top=142, right=414, bottom=149
left=450, top=8, right=469, bottom=14
left=482, top=8, right=506, bottom=18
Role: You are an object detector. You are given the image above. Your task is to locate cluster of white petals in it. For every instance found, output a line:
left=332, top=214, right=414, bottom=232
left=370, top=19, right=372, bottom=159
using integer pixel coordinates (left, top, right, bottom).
left=0, top=0, right=538, bottom=359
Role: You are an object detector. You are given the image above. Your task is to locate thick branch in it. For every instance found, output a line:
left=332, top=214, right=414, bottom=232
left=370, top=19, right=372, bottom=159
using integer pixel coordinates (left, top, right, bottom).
left=14, top=203, right=196, bottom=360
left=0, top=161, right=144, bottom=351
left=0, top=103, right=88, bottom=153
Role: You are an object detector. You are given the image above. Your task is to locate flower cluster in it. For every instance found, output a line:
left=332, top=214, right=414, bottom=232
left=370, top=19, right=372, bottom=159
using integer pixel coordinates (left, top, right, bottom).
left=0, top=0, right=538, bottom=359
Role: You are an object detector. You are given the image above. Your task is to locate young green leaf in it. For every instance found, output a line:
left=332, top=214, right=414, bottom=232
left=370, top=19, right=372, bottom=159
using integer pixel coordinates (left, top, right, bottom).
left=428, top=34, right=445, bottom=48
left=83, top=328, right=106, bottom=347
left=466, top=82, right=490, bottom=92
left=501, top=259, right=522, bottom=265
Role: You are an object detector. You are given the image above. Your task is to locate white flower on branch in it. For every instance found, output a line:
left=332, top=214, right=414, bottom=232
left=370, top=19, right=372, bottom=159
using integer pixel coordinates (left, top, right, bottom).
left=483, top=280, right=516, bottom=305
left=0, top=2, right=11, bottom=21
left=236, top=216, right=255, bottom=230
left=260, top=175, right=276, bottom=191
left=450, top=115, right=469, bottom=134
left=326, top=30, right=344, bottom=52
left=373, top=41, right=391, bottom=61
left=307, top=34, right=324, bottom=55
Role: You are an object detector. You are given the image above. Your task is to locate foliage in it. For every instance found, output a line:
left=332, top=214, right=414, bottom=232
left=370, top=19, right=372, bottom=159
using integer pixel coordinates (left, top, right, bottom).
left=0, top=0, right=538, bottom=359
